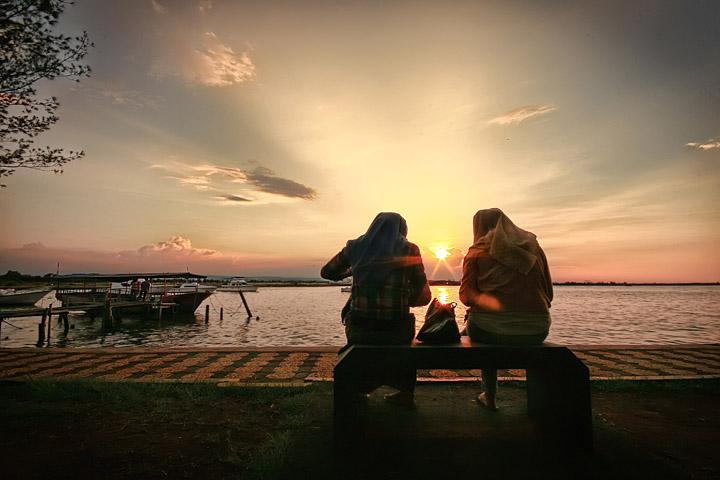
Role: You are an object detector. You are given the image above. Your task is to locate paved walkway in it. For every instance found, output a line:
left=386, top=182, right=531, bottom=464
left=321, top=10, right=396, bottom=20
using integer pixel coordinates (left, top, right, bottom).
left=1, top=344, right=718, bottom=384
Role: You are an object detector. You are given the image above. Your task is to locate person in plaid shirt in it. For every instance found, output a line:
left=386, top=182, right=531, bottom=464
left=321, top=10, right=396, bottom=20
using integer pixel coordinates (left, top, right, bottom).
left=321, top=212, right=431, bottom=405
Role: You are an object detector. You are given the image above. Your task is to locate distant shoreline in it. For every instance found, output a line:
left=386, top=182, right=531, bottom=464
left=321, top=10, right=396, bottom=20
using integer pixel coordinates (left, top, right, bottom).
left=0, top=270, right=717, bottom=288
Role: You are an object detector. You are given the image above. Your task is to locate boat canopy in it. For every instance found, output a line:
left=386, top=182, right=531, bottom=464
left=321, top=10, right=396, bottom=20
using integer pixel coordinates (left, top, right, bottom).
left=51, top=272, right=207, bottom=282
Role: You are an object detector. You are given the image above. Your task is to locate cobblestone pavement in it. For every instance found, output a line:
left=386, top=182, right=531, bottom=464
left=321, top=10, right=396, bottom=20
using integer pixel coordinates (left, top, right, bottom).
left=1, top=345, right=718, bottom=384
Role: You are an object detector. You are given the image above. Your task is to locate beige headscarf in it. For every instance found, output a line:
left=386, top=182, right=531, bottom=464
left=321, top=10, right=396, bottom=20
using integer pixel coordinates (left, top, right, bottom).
left=469, top=208, right=539, bottom=275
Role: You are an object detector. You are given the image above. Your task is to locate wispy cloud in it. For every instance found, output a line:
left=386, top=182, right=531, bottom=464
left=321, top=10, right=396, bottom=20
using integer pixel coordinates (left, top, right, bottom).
left=489, top=104, right=557, bottom=125
left=686, top=137, right=720, bottom=151
left=152, top=32, right=255, bottom=87
left=194, top=32, right=255, bottom=87
left=244, top=167, right=317, bottom=200
left=198, top=0, right=213, bottom=13
left=173, top=175, right=211, bottom=191
left=152, top=161, right=317, bottom=203
left=190, top=164, right=317, bottom=200
left=69, top=80, right=163, bottom=110
left=150, top=0, right=166, bottom=14
left=217, top=194, right=252, bottom=203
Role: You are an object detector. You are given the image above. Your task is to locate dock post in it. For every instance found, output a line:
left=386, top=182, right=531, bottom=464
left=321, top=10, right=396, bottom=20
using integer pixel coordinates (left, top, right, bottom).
left=62, top=313, right=70, bottom=334
left=220, top=307, right=224, bottom=321
left=205, top=304, right=210, bottom=324
left=103, top=299, right=112, bottom=329
left=238, top=290, right=254, bottom=319
left=46, top=305, right=53, bottom=346
left=37, top=311, right=47, bottom=346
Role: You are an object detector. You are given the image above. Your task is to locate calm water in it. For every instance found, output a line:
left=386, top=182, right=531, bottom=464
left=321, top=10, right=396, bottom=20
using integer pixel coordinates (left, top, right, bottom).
left=1, top=286, right=719, bottom=348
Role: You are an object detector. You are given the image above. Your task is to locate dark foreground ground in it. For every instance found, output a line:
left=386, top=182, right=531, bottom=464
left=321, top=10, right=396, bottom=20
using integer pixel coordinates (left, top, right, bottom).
left=1, top=380, right=718, bottom=479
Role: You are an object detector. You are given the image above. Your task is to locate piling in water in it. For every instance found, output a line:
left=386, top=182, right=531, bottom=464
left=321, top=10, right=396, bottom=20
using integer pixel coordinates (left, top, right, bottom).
left=37, top=311, right=47, bottom=347
left=103, top=299, right=112, bottom=329
left=46, top=305, right=52, bottom=346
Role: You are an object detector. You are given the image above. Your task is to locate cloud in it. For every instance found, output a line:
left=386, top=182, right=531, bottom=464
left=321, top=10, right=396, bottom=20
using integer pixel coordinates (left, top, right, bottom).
left=489, top=105, right=557, bottom=125
left=150, top=0, right=166, bottom=14
left=96, top=86, right=162, bottom=109
left=686, top=137, right=720, bottom=151
left=123, top=235, right=218, bottom=257
left=152, top=32, right=255, bottom=87
left=172, top=175, right=212, bottom=191
left=0, top=239, right=323, bottom=277
left=198, top=0, right=213, bottom=13
left=244, top=167, right=317, bottom=200
left=194, top=32, right=255, bottom=87
left=69, top=81, right=163, bottom=110
left=217, top=194, right=252, bottom=203
left=22, top=242, right=47, bottom=250
left=153, top=161, right=317, bottom=203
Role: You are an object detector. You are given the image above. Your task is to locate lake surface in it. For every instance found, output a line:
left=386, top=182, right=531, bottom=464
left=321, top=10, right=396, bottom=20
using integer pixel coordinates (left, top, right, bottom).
left=1, top=286, right=719, bottom=348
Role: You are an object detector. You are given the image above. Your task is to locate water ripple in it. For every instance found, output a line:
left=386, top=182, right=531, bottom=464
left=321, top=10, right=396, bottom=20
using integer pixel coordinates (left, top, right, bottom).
left=1, top=286, right=718, bottom=347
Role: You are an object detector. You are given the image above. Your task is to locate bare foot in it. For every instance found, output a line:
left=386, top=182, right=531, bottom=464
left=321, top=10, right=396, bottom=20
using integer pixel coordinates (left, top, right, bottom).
left=476, top=392, right=498, bottom=411
left=384, top=391, right=415, bottom=408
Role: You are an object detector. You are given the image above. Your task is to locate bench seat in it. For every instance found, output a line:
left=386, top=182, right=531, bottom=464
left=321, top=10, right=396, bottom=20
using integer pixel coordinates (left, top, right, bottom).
left=334, top=337, right=593, bottom=451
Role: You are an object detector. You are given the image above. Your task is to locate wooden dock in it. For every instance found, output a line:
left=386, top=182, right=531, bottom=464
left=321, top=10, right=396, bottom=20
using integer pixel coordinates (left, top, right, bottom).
left=0, top=300, right=178, bottom=347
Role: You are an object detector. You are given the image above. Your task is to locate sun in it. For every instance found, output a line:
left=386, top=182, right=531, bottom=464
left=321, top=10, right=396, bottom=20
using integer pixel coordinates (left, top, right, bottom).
left=433, top=246, right=450, bottom=261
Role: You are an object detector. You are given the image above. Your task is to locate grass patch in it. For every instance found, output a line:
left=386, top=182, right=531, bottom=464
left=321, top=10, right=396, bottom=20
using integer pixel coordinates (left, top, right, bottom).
left=242, top=384, right=325, bottom=479
left=0, top=380, right=323, bottom=479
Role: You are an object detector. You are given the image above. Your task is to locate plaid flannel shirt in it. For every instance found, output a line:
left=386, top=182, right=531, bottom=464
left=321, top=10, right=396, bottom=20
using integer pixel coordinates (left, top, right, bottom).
left=322, top=243, right=430, bottom=325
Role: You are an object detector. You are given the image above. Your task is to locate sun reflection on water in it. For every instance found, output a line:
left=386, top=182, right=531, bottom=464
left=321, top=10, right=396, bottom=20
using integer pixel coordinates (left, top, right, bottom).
left=437, top=287, right=450, bottom=304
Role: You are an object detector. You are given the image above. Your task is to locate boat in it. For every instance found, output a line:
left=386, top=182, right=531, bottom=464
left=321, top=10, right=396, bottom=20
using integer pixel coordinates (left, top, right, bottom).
left=54, top=272, right=214, bottom=313
left=171, top=281, right=217, bottom=293
left=216, top=277, right=258, bottom=292
left=0, top=288, right=53, bottom=306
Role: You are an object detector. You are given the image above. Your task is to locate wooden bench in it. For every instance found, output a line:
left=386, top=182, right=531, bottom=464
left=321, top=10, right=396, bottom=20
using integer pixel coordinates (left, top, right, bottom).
left=334, top=337, right=593, bottom=451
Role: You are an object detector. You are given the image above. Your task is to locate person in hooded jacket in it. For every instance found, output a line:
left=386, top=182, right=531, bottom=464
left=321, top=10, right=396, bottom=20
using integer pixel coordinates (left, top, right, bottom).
left=321, top=212, right=431, bottom=405
left=459, top=208, right=553, bottom=411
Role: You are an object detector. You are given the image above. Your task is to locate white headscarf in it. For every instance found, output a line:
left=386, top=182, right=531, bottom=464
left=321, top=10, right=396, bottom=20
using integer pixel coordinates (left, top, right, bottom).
left=469, top=208, right=539, bottom=275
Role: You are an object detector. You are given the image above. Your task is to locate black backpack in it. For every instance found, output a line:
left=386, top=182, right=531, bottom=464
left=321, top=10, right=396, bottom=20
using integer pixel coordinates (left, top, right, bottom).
left=416, top=298, right=461, bottom=344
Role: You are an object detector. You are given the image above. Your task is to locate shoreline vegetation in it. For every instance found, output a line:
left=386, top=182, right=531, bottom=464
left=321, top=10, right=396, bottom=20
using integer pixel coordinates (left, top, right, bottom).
left=0, top=270, right=718, bottom=288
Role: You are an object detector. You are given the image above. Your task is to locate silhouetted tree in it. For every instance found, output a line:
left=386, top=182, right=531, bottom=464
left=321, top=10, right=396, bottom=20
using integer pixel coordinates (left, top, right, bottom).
left=0, top=0, right=92, bottom=186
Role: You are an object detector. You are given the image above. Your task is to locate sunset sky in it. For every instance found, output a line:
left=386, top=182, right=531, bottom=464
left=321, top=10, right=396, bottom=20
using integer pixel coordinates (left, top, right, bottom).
left=1, top=0, right=719, bottom=281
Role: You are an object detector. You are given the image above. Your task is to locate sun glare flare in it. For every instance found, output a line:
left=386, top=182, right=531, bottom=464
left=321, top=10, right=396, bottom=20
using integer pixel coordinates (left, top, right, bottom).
left=433, top=246, right=450, bottom=261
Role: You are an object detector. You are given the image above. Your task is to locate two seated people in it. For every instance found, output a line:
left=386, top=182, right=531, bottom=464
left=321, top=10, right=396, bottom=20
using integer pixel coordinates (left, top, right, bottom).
left=321, top=209, right=553, bottom=410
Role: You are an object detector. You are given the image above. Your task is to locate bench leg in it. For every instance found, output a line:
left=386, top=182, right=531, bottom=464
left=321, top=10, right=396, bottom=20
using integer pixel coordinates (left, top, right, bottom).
left=526, top=365, right=593, bottom=452
left=333, top=363, right=365, bottom=452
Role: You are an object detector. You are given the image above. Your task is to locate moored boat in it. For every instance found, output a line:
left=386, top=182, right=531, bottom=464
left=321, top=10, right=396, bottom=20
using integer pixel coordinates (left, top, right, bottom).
left=161, top=290, right=214, bottom=313
left=54, top=272, right=213, bottom=313
left=0, top=288, right=53, bottom=306
left=216, top=277, right=258, bottom=292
